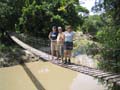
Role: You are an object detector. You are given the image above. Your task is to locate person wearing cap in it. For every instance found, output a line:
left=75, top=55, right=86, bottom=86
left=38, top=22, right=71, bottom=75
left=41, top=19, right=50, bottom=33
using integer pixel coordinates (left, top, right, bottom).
left=56, top=26, right=64, bottom=61
left=48, top=26, right=58, bottom=60
left=63, top=25, right=75, bottom=64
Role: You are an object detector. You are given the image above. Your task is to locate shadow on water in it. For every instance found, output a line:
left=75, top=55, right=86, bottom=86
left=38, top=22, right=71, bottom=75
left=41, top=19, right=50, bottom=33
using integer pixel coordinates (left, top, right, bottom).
left=21, top=62, right=45, bottom=90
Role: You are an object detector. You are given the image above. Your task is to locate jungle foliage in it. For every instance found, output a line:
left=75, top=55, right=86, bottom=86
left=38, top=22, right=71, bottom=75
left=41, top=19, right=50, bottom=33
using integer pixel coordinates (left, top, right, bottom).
left=0, top=0, right=120, bottom=73
left=0, top=0, right=88, bottom=40
left=91, top=0, right=120, bottom=72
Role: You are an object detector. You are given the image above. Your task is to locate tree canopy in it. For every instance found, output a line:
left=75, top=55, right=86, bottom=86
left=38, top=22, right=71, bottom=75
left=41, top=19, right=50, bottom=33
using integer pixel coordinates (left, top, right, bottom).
left=18, top=0, right=89, bottom=37
left=92, top=0, right=120, bottom=72
left=0, top=0, right=120, bottom=73
left=0, top=0, right=89, bottom=38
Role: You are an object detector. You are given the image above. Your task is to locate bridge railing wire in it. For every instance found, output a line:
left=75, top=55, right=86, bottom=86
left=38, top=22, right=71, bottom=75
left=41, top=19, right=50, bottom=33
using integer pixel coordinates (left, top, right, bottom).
left=14, top=33, right=120, bottom=55
left=14, top=33, right=51, bottom=53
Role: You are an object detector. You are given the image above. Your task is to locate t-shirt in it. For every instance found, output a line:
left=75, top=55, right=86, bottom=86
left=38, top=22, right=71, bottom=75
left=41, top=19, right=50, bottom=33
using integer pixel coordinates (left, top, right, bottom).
left=64, top=31, right=75, bottom=42
left=50, top=32, right=58, bottom=41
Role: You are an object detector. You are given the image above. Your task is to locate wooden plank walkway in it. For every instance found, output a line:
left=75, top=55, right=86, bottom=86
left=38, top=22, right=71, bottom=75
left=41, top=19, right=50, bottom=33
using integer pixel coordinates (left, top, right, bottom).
left=10, top=35, right=120, bottom=86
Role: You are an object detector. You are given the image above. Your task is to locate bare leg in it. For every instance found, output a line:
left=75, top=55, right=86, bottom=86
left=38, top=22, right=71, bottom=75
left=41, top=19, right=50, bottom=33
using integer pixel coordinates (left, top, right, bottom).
left=64, top=50, right=68, bottom=64
left=68, top=50, right=72, bottom=64
left=51, top=44, right=53, bottom=60
left=68, top=50, right=71, bottom=59
left=51, top=50, right=54, bottom=60
left=59, top=45, right=63, bottom=62
left=51, top=42, right=55, bottom=60
left=56, top=50, right=59, bottom=60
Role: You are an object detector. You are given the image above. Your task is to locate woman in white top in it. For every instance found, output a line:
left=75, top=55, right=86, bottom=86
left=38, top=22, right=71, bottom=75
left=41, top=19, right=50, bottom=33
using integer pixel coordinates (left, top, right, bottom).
left=63, top=25, right=75, bottom=64
left=56, top=27, right=64, bottom=61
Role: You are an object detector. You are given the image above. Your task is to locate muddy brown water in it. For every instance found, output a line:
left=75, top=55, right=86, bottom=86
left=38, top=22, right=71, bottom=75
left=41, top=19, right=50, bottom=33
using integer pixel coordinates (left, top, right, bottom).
left=0, top=60, right=107, bottom=90
left=26, top=61, right=106, bottom=90
left=0, top=65, right=37, bottom=90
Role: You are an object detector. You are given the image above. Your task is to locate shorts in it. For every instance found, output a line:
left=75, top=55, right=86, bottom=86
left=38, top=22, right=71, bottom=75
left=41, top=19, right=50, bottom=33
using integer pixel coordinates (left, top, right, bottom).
left=64, top=42, right=73, bottom=50
left=51, top=41, right=57, bottom=52
left=57, top=44, right=64, bottom=57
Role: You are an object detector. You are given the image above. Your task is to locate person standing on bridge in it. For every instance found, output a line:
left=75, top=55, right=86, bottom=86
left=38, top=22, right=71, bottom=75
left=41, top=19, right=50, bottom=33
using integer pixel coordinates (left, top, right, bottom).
left=48, top=26, right=58, bottom=60
left=56, top=26, right=64, bottom=61
left=63, top=25, right=75, bottom=64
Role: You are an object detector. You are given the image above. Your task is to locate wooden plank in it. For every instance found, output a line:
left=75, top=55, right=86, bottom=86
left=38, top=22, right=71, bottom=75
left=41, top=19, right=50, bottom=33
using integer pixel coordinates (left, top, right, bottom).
left=109, top=78, right=120, bottom=83
left=89, top=72, right=107, bottom=77
left=103, top=75, right=120, bottom=81
left=51, top=61, right=113, bottom=78
left=116, top=81, right=120, bottom=86
left=97, top=73, right=116, bottom=78
left=76, top=68, right=107, bottom=77
left=92, top=73, right=112, bottom=77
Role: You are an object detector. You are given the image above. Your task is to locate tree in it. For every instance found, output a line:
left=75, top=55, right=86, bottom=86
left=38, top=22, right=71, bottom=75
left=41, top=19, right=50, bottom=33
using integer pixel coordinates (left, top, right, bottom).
left=81, top=15, right=103, bottom=35
left=0, top=1, right=13, bottom=40
left=18, top=0, right=89, bottom=37
left=0, top=0, right=25, bottom=44
left=0, top=0, right=25, bottom=35
left=92, top=0, right=120, bottom=72
left=93, top=0, right=120, bottom=25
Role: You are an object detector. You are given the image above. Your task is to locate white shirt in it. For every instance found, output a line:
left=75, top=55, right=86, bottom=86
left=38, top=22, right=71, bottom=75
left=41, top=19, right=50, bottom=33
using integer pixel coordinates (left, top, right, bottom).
left=64, top=31, right=75, bottom=42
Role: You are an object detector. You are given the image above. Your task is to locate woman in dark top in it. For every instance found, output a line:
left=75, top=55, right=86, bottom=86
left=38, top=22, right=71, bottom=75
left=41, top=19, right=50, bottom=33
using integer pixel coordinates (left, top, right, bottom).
left=48, top=26, right=58, bottom=60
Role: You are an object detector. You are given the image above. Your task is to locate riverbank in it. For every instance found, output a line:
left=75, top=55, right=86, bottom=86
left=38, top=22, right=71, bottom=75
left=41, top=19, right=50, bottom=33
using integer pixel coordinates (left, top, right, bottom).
left=0, top=44, right=39, bottom=68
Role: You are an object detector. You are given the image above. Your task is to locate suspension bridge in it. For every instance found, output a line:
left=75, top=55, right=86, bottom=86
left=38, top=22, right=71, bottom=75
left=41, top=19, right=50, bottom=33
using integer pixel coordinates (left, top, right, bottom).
left=0, top=34, right=120, bottom=90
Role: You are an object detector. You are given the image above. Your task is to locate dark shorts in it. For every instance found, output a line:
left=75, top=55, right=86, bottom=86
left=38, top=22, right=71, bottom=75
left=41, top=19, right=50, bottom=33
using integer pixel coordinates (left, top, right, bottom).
left=64, top=42, right=73, bottom=50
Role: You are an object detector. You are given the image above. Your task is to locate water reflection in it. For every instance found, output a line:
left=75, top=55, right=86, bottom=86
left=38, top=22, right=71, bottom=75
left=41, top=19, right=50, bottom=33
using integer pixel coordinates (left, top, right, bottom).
left=38, top=67, right=49, bottom=73
left=26, top=61, right=107, bottom=90
left=70, top=74, right=106, bottom=90
left=75, top=54, right=96, bottom=68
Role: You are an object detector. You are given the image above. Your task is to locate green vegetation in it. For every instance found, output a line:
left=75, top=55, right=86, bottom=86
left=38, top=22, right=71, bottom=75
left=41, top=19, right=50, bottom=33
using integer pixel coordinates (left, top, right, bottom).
left=0, top=0, right=88, bottom=38
left=0, top=0, right=120, bottom=73
left=81, top=15, right=103, bottom=35
left=0, top=44, right=23, bottom=67
left=91, top=0, right=120, bottom=73
left=18, top=0, right=88, bottom=37
left=0, top=0, right=88, bottom=67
